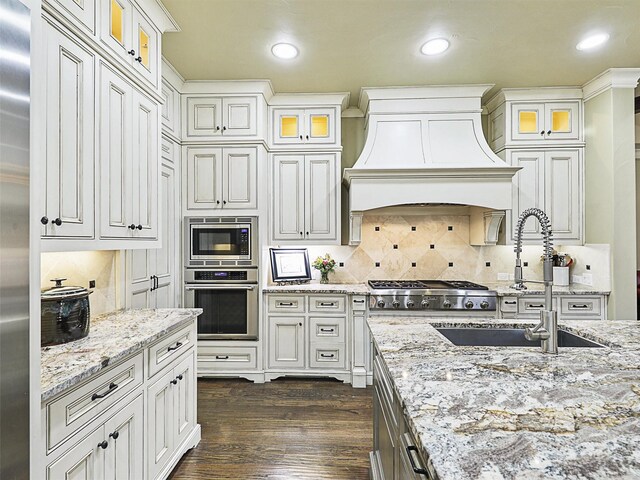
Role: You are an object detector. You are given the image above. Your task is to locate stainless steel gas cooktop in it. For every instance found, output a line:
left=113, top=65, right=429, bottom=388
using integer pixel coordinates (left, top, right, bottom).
left=368, top=279, right=497, bottom=311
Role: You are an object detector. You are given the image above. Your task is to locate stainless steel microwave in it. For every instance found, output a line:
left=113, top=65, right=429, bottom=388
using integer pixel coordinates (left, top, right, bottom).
left=184, top=217, right=258, bottom=268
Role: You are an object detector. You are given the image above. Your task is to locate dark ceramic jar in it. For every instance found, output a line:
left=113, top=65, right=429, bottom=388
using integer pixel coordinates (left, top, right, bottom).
left=41, top=278, right=92, bottom=346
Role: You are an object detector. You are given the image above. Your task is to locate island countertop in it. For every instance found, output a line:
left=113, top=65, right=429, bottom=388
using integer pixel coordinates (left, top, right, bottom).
left=41, top=308, right=202, bottom=401
left=368, top=316, right=640, bottom=479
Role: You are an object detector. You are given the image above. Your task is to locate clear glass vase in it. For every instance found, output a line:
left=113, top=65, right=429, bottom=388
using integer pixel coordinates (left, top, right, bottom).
left=320, top=271, right=330, bottom=284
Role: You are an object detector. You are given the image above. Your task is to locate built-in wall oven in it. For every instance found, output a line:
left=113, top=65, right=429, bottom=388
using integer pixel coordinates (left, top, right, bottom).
left=184, top=268, right=259, bottom=340
left=185, top=216, right=258, bottom=268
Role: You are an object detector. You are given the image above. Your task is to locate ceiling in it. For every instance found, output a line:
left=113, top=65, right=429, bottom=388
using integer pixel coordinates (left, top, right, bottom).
left=161, top=0, right=640, bottom=106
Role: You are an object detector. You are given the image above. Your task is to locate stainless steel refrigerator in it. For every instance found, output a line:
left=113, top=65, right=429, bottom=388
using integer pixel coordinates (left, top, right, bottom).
left=0, top=0, right=31, bottom=477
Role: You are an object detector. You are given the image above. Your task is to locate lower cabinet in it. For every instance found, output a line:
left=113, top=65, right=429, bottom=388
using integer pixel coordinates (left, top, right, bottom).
left=42, top=323, right=200, bottom=480
left=498, top=294, right=607, bottom=321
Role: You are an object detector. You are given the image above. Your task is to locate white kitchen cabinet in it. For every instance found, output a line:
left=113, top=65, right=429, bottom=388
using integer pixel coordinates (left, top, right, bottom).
left=499, top=294, right=608, bottom=321
left=46, top=425, right=105, bottom=480
left=184, top=96, right=257, bottom=139
left=508, top=149, right=581, bottom=243
left=42, top=20, right=96, bottom=239
left=99, top=63, right=159, bottom=240
left=100, top=0, right=159, bottom=88
left=161, top=79, right=180, bottom=138
left=185, top=146, right=257, bottom=211
left=147, top=351, right=196, bottom=480
left=267, top=316, right=305, bottom=369
left=272, top=153, right=339, bottom=243
left=511, top=101, right=580, bottom=143
left=127, top=162, right=178, bottom=309
left=45, top=0, right=96, bottom=34
left=271, top=107, right=336, bottom=146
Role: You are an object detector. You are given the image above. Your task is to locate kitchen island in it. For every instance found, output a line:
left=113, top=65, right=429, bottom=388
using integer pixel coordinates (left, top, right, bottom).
left=368, top=316, right=640, bottom=479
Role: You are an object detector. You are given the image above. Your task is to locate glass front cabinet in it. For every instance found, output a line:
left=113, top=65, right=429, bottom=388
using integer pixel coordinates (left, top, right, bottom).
left=272, top=108, right=336, bottom=145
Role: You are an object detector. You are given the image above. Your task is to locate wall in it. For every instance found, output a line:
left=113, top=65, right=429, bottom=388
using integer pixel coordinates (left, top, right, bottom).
left=41, top=251, right=121, bottom=315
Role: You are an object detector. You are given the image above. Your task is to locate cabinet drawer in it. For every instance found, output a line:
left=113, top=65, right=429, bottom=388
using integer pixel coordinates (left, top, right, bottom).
left=198, top=346, right=258, bottom=371
left=309, top=344, right=346, bottom=369
left=560, top=297, right=602, bottom=316
left=518, top=297, right=549, bottom=314
left=500, top=297, right=518, bottom=312
left=268, top=295, right=305, bottom=313
left=147, top=325, right=194, bottom=379
left=161, top=136, right=175, bottom=164
left=308, top=295, right=345, bottom=313
left=46, top=352, right=143, bottom=451
left=309, top=316, right=346, bottom=342
left=351, top=295, right=367, bottom=311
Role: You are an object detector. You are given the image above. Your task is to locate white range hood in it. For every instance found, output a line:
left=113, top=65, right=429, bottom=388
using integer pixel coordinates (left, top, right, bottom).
left=343, top=85, right=521, bottom=245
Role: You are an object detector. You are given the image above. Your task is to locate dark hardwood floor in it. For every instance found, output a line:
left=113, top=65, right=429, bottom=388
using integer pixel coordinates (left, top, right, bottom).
left=169, top=378, right=373, bottom=479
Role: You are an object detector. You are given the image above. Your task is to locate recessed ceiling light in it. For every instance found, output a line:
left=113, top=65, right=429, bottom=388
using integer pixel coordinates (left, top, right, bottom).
left=421, top=38, right=450, bottom=56
left=271, top=43, right=298, bottom=59
left=576, top=33, right=609, bottom=51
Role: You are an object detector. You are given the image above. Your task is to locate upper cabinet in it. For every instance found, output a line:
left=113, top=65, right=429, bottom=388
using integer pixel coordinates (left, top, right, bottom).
left=486, top=89, right=584, bottom=152
left=184, top=96, right=258, bottom=140
left=271, top=108, right=337, bottom=146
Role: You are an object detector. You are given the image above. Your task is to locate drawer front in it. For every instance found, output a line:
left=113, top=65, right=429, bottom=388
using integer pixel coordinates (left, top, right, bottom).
left=351, top=295, right=367, bottom=311
left=268, top=295, right=305, bottom=313
left=500, top=297, right=518, bottom=312
left=46, top=353, right=143, bottom=451
left=518, top=297, right=548, bottom=314
left=308, top=295, right=346, bottom=313
left=309, top=316, right=346, bottom=342
left=373, top=352, right=397, bottom=428
left=161, top=136, right=175, bottom=164
left=147, top=325, right=194, bottom=379
left=309, top=344, right=347, bottom=369
left=560, top=297, right=602, bottom=316
left=198, top=346, right=258, bottom=371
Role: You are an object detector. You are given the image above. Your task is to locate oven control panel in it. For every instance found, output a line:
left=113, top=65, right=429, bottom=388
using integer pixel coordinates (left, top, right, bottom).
left=195, top=270, right=247, bottom=281
left=184, top=267, right=259, bottom=284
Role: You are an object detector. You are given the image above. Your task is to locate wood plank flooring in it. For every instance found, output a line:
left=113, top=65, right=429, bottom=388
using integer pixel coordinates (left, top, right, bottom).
left=168, top=378, right=373, bottom=479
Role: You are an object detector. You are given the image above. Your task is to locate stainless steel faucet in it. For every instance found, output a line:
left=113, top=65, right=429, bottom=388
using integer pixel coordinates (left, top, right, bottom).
left=512, top=208, right=558, bottom=354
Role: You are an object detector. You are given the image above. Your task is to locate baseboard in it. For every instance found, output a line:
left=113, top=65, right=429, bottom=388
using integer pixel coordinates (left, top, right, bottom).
left=197, top=372, right=265, bottom=383
left=157, top=424, right=202, bottom=480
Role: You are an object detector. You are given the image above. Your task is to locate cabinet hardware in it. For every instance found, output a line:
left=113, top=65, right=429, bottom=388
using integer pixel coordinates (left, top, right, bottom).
left=278, top=302, right=294, bottom=306
left=319, top=328, right=335, bottom=332
left=540, top=130, right=545, bottom=136
left=128, top=224, right=136, bottom=230
left=109, top=431, right=119, bottom=440
left=98, top=440, right=109, bottom=449
left=53, top=217, right=62, bottom=226
left=299, top=231, right=303, bottom=236
left=298, top=322, right=302, bottom=326
left=504, top=300, right=516, bottom=305
left=305, top=135, right=309, bottom=140
left=571, top=304, right=590, bottom=309
left=527, top=304, right=544, bottom=309
left=91, top=382, right=118, bottom=401
left=215, top=355, right=229, bottom=360
left=127, top=49, right=135, bottom=56
left=547, top=130, right=551, bottom=135
left=223, top=200, right=227, bottom=205
left=320, top=353, right=335, bottom=358
left=405, top=445, right=429, bottom=476
left=216, top=200, right=220, bottom=204
left=167, top=341, right=183, bottom=352
left=170, top=378, right=178, bottom=385
left=40, top=216, right=49, bottom=225
left=155, top=276, right=159, bottom=291
left=216, top=126, right=220, bottom=131
left=306, top=231, right=309, bottom=236
left=353, top=299, right=365, bottom=303
left=134, top=56, right=142, bottom=63
left=299, top=135, right=303, bottom=140
left=319, top=302, right=335, bottom=307
left=136, top=224, right=142, bottom=230
left=222, top=126, right=227, bottom=131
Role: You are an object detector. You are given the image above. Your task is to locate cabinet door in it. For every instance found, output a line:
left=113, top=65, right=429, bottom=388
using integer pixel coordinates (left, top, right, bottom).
left=544, top=102, right=580, bottom=141
left=128, top=248, right=151, bottom=308
left=50, top=0, right=96, bottom=33
left=373, top=387, right=395, bottom=480
left=161, top=80, right=179, bottom=136
left=222, top=97, right=257, bottom=136
left=44, top=23, right=95, bottom=238
left=304, top=154, right=336, bottom=240
left=223, top=147, right=257, bottom=209
left=272, top=108, right=304, bottom=144
left=100, top=65, right=133, bottom=238
left=131, top=89, right=158, bottom=239
left=131, top=7, right=158, bottom=87
left=186, top=97, right=222, bottom=138
left=545, top=150, right=580, bottom=241
left=272, top=155, right=305, bottom=240
left=267, top=316, right=305, bottom=369
left=510, top=151, right=545, bottom=241
left=46, top=427, right=105, bottom=480
left=147, top=369, right=175, bottom=480
left=186, top=147, right=223, bottom=210
left=511, top=103, right=544, bottom=141
left=173, top=352, right=196, bottom=449
left=304, top=108, right=335, bottom=144
left=154, top=163, right=177, bottom=308
left=103, top=394, right=144, bottom=480
left=100, top=0, right=134, bottom=61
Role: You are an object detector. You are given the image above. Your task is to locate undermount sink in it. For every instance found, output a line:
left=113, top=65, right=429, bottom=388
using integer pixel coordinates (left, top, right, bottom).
left=435, top=327, right=604, bottom=348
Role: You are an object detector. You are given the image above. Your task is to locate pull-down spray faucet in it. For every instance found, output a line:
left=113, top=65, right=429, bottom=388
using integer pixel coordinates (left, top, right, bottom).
left=512, top=208, right=558, bottom=354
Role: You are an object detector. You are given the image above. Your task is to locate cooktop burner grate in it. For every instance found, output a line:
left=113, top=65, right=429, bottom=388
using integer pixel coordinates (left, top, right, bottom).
left=368, top=280, right=489, bottom=290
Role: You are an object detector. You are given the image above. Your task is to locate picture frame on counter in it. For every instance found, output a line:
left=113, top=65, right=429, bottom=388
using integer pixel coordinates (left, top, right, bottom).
left=270, top=248, right=312, bottom=282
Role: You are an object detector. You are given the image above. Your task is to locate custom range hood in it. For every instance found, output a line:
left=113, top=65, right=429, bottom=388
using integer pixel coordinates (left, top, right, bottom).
left=343, top=85, right=521, bottom=245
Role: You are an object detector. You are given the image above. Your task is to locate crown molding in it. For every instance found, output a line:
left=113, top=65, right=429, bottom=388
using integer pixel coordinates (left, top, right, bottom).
left=583, top=68, right=640, bottom=102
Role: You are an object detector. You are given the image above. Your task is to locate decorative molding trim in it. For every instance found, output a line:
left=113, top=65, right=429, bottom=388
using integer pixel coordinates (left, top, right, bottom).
left=269, top=92, right=350, bottom=111
left=582, top=68, right=640, bottom=102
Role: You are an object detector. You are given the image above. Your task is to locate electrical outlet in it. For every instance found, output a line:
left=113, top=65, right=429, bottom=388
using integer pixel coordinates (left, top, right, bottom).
left=89, top=280, right=96, bottom=289
left=497, top=272, right=509, bottom=281
left=572, top=275, right=583, bottom=284
left=582, top=273, right=593, bottom=286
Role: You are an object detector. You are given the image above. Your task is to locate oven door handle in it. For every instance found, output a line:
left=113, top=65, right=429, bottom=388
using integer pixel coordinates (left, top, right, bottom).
left=184, top=285, right=256, bottom=291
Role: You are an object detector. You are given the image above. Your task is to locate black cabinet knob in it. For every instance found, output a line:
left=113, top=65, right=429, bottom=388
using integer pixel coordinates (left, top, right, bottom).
left=216, top=200, right=220, bottom=204
left=109, top=431, right=119, bottom=440
left=98, top=440, right=108, bottom=449
left=222, top=200, right=226, bottom=205
left=128, top=49, right=135, bottom=56
left=306, top=232, right=309, bottom=236
left=540, top=130, right=545, bottom=136
left=53, top=218, right=62, bottom=226
left=547, top=130, right=551, bottom=135
left=135, top=56, right=142, bottom=63
left=129, top=224, right=136, bottom=230
left=177, top=374, right=183, bottom=381
left=40, top=216, right=49, bottom=225
left=299, top=322, right=302, bottom=326
left=216, top=126, right=220, bottom=131
left=305, top=135, right=309, bottom=140
left=299, top=135, right=303, bottom=140
left=170, top=379, right=178, bottom=385
left=299, top=231, right=303, bottom=236
left=136, top=224, right=143, bottom=230
left=222, top=126, right=227, bottom=131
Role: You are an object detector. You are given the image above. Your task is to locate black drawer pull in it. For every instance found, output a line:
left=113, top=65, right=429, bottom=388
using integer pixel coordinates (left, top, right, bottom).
left=319, top=302, right=336, bottom=307
left=320, top=353, right=335, bottom=358
left=405, top=445, right=429, bottom=476
left=504, top=300, right=516, bottom=305
left=215, top=355, right=229, bottom=360
left=91, top=382, right=118, bottom=401
left=167, top=342, right=183, bottom=352
left=278, top=302, right=294, bottom=306
left=353, top=299, right=365, bottom=303
left=571, top=304, right=590, bottom=309
left=319, top=328, right=335, bottom=333
left=527, top=304, right=544, bottom=309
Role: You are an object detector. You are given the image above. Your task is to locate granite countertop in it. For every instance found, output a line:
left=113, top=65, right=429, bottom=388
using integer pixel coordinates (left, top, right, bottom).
left=41, top=308, right=202, bottom=402
left=368, top=315, right=640, bottom=479
left=262, top=283, right=370, bottom=295
left=487, top=282, right=611, bottom=296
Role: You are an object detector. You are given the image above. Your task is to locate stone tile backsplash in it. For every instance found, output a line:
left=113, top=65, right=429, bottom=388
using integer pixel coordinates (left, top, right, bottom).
left=267, top=214, right=611, bottom=290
